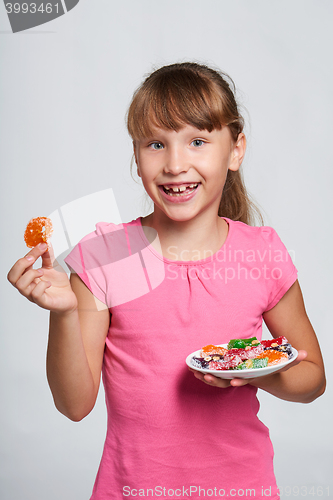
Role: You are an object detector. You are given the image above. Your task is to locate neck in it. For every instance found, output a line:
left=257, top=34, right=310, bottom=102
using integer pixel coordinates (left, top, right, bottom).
left=141, top=210, right=228, bottom=262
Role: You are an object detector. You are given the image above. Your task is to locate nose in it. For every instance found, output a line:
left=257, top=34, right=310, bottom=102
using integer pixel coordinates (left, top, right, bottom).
left=163, top=144, right=190, bottom=175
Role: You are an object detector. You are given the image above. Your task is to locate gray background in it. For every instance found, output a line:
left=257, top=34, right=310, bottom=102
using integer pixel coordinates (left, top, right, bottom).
left=1, top=0, right=332, bottom=498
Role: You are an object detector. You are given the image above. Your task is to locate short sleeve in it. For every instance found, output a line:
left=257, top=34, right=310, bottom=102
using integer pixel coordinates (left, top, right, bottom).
left=64, top=221, right=123, bottom=305
left=64, top=218, right=157, bottom=309
left=260, top=226, right=298, bottom=312
left=65, top=225, right=110, bottom=304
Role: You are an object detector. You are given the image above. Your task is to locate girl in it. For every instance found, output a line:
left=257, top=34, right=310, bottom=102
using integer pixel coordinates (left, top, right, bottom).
left=8, top=62, right=325, bottom=499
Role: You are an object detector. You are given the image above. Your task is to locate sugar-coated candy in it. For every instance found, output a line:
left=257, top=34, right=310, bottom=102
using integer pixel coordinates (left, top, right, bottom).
left=209, top=355, right=242, bottom=370
left=257, top=349, right=288, bottom=366
left=191, top=336, right=293, bottom=373
left=227, top=344, right=264, bottom=361
left=261, top=336, right=288, bottom=348
left=227, top=337, right=260, bottom=349
left=24, top=217, right=53, bottom=248
left=236, top=358, right=268, bottom=370
left=191, top=357, right=210, bottom=369
left=200, top=345, right=228, bottom=357
left=208, top=361, right=228, bottom=370
left=265, top=343, right=293, bottom=359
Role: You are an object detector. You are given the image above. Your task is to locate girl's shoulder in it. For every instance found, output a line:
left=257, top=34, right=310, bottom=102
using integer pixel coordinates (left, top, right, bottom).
left=77, top=217, right=140, bottom=242
left=226, top=218, right=286, bottom=248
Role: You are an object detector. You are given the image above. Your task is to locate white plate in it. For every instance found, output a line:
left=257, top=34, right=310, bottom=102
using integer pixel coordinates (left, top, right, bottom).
left=186, top=344, right=298, bottom=379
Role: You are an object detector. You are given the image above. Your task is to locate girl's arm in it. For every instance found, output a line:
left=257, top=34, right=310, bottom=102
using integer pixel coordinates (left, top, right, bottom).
left=250, top=280, right=326, bottom=402
left=191, top=280, right=326, bottom=403
left=47, top=274, right=109, bottom=421
left=7, top=244, right=109, bottom=421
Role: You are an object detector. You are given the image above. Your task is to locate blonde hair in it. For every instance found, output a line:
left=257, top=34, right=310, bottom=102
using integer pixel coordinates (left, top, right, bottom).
left=127, top=62, right=263, bottom=226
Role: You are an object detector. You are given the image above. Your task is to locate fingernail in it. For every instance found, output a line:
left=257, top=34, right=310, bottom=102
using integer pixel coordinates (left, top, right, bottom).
left=26, top=256, right=34, bottom=261
left=39, top=243, right=47, bottom=250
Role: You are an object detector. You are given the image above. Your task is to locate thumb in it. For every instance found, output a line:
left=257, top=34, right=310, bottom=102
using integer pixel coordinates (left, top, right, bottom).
left=279, top=349, right=308, bottom=373
left=41, top=243, right=56, bottom=269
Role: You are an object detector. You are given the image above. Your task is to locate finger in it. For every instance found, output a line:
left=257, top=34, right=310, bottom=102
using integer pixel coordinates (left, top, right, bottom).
left=188, top=367, right=231, bottom=388
left=30, top=279, right=52, bottom=304
left=229, top=378, right=251, bottom=387
left=15, top=268, right=45, bottom=295
left=7, top=244, right=46, bottom=285
left=41, top=242, right=56, bottom=269
left=25, top=242, right=49, bottom=260
left=202, top=374, right=231, bottom=388
left=295, top=349, right=308, bottom=362
left=278, top=350, right=308, bottom=373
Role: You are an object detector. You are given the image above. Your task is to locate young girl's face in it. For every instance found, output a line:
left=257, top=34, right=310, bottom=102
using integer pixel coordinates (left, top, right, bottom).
left=134, top=124, right=245, bottom=223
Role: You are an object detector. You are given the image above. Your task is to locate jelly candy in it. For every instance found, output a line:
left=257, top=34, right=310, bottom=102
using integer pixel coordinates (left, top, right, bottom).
left=200, top=345, right=227, bottom=357
left=257, top=350, right=288, bottom=366
left=209, top=355, right=242, bottom=370
left=236, top=358, right=268, bottom=370
left=227, top=337, right=260, bottom=349
left=208, top=361, right=228, bottom=370
left=227, top=344, right=264, bottom=361
left=191, top=336, right=293, bottom=373
left=265, top=343, right=293, bottom=359
left=191, top=357, right=210, bottom=369
left=24, top=217, right=53, bottom=248
left=261, top=336, right=288, bottom=348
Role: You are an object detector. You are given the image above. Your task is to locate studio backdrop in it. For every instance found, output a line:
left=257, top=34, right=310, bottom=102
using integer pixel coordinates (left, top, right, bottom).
left=1, top=1, right=332, bottom=499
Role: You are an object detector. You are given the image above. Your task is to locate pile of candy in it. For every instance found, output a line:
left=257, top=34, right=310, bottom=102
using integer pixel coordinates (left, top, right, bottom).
left=191, top=336, right=293, bottom=371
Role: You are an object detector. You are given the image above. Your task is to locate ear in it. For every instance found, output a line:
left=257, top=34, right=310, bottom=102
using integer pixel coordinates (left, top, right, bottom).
left=229, top=133, right=246, bottom=172
left=133, top=141, right=141, bottom=178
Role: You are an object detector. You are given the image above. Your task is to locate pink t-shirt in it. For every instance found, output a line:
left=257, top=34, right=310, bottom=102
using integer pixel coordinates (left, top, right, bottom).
left=65, top=217, right=297, bottom=500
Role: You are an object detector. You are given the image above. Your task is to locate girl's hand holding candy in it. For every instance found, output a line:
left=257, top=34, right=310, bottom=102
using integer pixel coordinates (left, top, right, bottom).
left=188, top=279, right=325, bottom=403
left=189, top=349, right=308, bottom=388
left=7, top=242, right=78, bottom=315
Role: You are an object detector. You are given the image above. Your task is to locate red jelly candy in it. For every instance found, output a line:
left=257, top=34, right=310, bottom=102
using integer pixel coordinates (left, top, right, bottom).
left=244, top=344, right=264, bottom=359
left=209, top=355, right=242, bottom=370
left=261, top=336, right=288, bottom=348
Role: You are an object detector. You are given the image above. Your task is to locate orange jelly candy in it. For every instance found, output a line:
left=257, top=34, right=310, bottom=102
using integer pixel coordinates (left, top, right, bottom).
left=257, top=349, right=288, bottom=366
left=24, top=217, right=53, bottom=248
left=201, top=345, right=228, bottom=357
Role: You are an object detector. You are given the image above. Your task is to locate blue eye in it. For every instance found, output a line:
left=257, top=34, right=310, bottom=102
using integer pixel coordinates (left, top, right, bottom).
left=149, top=142, right=164, bottom=150
left=192, top=139, right=204, bottom=147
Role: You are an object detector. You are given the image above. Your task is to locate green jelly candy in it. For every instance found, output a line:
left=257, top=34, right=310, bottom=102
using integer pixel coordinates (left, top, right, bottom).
left=236, top=358, right=268, bottom=370
left=228, top=339, right=246, bottom=349
left=236, top=361, right=249, bottom=370
left=227, top=337, right=259, bottom=349
left=252, top=358, right=268, bottom=368
left=244, top=337, right=259, bottom=346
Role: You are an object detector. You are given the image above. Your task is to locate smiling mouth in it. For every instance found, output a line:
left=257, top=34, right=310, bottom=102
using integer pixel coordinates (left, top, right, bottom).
left=161, top=183, right=200, bottom=196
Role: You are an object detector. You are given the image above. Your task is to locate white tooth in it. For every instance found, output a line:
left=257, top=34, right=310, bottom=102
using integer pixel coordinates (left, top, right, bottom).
left=179, top=186, right=186, bottom=192
left=171, top=187, right=180, bottom=192
left=189, top=183, right=198, bottom=188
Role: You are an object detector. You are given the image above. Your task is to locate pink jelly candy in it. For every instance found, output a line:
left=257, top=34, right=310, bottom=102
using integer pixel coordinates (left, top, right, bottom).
left=209, top=355, right=242, bottom=370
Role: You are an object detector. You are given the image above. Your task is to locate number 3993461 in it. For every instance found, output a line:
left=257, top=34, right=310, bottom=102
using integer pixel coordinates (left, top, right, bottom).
left=5, top=3, right=60, bottom=14
left=278, top=486, right=330, bottom=497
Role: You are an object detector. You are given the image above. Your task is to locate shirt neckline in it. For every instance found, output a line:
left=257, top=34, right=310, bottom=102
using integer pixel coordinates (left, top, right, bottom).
left=136, top=216, right=233, bottom=266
